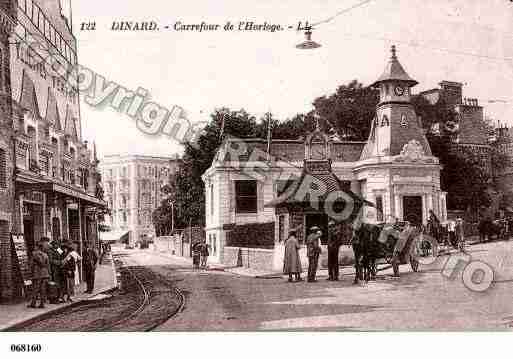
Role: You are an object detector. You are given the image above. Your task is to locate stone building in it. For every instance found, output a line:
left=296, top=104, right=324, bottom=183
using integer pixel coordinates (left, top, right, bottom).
left=100, top=154, right=178, bottom=246
left=495, top=126, right=513, bottom=201
left=202, top=46, right=447, bottom=270
left=420, top=81, right=493, bottom=173
left=0, top=0, right=105, bottom=301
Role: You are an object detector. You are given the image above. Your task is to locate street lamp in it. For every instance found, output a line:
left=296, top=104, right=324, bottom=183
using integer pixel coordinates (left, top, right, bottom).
left=296, top=27, right=321, bottom=49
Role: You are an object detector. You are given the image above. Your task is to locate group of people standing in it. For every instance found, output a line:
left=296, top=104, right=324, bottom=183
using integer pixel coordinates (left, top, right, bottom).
left=283, top=221, right=349, bottom=283
left=427, top=210, right=466, bottom=252
left=28, top=237, right=98, bottom=309
left=192, top=241, right=210, bottom=270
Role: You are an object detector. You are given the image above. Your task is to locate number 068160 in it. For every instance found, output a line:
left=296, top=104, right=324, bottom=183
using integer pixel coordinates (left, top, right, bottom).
left=10, top=344, right=42, bottom=352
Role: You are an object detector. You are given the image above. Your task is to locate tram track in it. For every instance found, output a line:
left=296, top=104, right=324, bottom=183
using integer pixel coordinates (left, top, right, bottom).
left=11, top=263, right=185, bottom=332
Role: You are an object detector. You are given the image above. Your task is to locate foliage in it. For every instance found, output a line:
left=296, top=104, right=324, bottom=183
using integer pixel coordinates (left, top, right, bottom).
left=312, top=80, right=379, bottom=140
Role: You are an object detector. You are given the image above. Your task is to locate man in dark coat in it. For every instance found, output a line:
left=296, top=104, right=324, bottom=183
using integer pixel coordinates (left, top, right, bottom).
left=28, top=240, right=51, bottom=309
left=83, top=243, right=99, bottom=294
left=327, top=221, right=341, bottom=281
left=306, top=226, right=322, bottom=282
left=47, top=240, right=64, bottom=303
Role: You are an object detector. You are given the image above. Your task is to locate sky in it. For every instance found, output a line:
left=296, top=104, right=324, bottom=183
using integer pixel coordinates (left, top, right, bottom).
left=70, top=0, right=513, bottom=158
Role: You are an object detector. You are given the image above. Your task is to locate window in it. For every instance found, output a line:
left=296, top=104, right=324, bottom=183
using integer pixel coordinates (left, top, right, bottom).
left=381, top=115, right=389, bottom=127
left=40, top=154, right=49, bottom=175
left=235, top=180, right=257, bottom=213
left=210, top=184, right=214, bottom=216
left=0, top=149, right=6, bottom=188
left=278, top=215, right=285, bottom=242
left=376, top=195, right=384, bottom=222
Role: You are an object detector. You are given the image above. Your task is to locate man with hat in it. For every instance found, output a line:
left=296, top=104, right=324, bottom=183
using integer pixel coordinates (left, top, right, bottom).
left=306, top=226, right=322, bottom=282
left=28, top=239, right=51, bottom=309
left=327, top=220, right=341, bottom=281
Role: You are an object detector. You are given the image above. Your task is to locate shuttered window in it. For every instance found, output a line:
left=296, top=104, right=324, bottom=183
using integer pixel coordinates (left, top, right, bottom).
left=0, top=149, right=6, bottom=188
left=40, top=154, right=49, bottom=175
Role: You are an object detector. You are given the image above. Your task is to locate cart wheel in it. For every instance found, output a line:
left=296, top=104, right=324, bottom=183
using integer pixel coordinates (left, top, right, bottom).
left=410, top=256, right=419, bottom=272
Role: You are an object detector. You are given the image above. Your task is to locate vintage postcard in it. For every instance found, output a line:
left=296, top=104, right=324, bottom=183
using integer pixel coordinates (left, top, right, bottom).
left=1, top=0, right=513, bottom=353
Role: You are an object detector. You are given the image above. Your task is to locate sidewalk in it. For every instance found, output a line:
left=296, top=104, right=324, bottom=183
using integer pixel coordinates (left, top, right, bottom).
left=150, top=246, right=341, bottom=279
left=0, top=253, right=118, bottom=331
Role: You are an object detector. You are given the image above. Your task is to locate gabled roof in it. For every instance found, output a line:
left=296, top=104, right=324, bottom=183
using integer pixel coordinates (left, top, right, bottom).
left=64, top=106, right=78, bottom=139
left=45, top=89, right=62, bottom=130
left=264, top=161, right=374, bottom=220
left=19, top=70, right=41, bottom=117
left=371, top=46, right=418, bottom=87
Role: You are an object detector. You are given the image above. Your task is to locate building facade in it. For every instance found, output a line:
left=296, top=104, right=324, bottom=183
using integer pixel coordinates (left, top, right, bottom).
left=495, top=126, right=513, bottom=199
left=0, top=0, right=105, bottom=301
left=100, top=154, right=178, bottom=246
left=203, top=46, right=447, bottom=269
left=420, top=80, right=493, bottom=172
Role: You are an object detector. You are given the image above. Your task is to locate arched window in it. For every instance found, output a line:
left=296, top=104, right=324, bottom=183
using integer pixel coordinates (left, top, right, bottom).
left=309, top=133, right=327, bottom=160
left=381, top=115, right=389, bottom=127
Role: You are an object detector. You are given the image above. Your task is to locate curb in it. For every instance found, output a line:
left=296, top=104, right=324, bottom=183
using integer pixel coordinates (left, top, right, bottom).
left=2, top=256, right=119, bottom=332
left=2, top=284, right=119, bottom=332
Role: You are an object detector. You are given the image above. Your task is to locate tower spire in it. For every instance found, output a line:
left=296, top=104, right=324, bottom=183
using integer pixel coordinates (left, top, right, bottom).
left=390, top=45, right=397, bottom=60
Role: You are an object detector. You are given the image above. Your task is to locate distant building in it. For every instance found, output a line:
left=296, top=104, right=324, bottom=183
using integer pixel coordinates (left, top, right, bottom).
left=99, top=155, right=179, bottom=245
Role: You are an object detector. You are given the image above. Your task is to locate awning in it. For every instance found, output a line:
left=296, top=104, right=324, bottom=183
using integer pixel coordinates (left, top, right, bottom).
left=21, top=180, right=107, bottom=207
left=100, top=230, right=130, bottom=242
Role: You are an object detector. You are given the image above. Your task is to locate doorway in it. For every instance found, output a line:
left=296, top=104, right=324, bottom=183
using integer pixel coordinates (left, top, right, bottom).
left=403, top=196, right=423, bottom=226
left=305, top=213, right=329, bottom=245
left=52, top=217, right=61, bottom=242
left=23, top=218, right=34, bottom=255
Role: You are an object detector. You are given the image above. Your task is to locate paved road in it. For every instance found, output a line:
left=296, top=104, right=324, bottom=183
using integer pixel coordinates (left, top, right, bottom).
left=118, top=240, right=513, bottom=331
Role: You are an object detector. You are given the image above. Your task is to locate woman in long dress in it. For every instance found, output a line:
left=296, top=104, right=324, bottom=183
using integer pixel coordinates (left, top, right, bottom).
left=283, top=230, right=303, bottom=282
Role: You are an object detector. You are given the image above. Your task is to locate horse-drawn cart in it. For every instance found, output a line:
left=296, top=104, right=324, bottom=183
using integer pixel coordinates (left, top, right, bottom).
left=352, top=222, right=429, bottom=283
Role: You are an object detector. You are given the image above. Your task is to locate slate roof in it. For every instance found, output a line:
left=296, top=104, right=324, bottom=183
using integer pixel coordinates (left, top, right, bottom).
left=264, top=161, right=374, bottom=213
left=45, top=89, right=62, bottom=130
left=219, top=138, right=365, bottom=163
left=19, top=70, right=41, bottom=117
left=371, top=46, right=418, bottom=87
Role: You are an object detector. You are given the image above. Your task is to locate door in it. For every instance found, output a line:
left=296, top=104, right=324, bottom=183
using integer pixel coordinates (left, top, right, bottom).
left=305, top=213, right=329, bottom=245
left=403, top=196, right=423, bottom=226
left=52, top=217, right=60, bottom=242
left=23, top=218, right=34, bottom=255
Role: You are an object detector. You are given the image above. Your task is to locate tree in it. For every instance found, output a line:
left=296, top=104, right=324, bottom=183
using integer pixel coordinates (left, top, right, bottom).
left=312, top=80, right=379, bottom=140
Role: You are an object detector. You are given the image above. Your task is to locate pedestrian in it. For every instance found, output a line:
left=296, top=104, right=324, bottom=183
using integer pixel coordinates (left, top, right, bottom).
left=28, top=239, right=51, bottom=309
left=61, top=244, right=76, bottom=302
left=283, top=229, right=302, bottom=282
left=456, top=217, right=466, bottom=253
left=306, top=226, right=322, bottom=282
left=391, top=221, right=414, bottom=278
left=327, top=221, right=341, bottom=281
left=83, top=243, right=99, bottom=294
left=47, top=240, right=65, bottom=303
left=192, top=242, right=201, bottom=270
left=447, top=218, right=456, bottom=249
left=200, top=242, right=210, bottom=269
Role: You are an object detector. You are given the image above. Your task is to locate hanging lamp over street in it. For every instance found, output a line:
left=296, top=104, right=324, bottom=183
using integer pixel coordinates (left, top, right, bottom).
left=296, top=27, right=321, bottom=49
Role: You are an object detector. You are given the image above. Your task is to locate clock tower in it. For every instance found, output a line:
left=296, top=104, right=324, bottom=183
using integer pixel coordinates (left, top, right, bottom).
left=361, top=45, right=432, bottom=159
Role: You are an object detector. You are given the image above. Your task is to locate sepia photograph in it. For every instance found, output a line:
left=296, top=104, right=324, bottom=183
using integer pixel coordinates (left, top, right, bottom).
left=1, top=0, right=513, bottom=356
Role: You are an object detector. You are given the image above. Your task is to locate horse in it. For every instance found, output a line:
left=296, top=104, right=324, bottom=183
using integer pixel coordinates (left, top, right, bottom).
left=352, top=223, right=399, bottom=284
left=478, top=218, right=506, bottom=242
